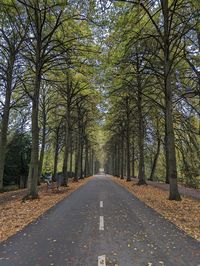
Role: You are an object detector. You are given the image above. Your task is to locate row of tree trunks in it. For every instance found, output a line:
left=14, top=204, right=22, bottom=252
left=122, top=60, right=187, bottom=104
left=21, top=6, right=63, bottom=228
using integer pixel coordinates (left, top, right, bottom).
left=53, top=135, right=95, bottom=184
left=105, top=133, right=136, bottom=180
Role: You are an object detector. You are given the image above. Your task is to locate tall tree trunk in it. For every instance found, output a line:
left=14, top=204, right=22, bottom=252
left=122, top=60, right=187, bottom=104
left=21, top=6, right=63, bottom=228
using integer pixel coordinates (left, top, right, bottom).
left=53, top=126, right=60, bottom=181
left=197, top=31, right=200, bottom=52
left=0, top=92, right=11, bottom=191
left=69, top=140, right=73, bottom=178
left=165, top=85, right=180, bottom=199
left=149, top=137, right=161, bottom=181
left=137, top=78, right=146, bottom=185
left=124, top=146, right=127, bottom=177
left=38, top=117, right=46, bottom=183
left=120, top=134, right=124, bottom=179
left=126, top=135, right=131, bottom=181
left=79, top=142, right=84, bottom=179
left=27, top=74, right=40, bottom=199
left=0, top=56, right=14, bottom=191
left=162, top=0, right=181, bottom=200
left=126, top=99, right=131, bottom=181
left=114, top=143, right=117, bottom=176
left=164, top=139, right=169, bottom=184
left=62, top=120, right=69, bottom=186
left=84, top=139, right=89, bottom=177
left=117, top=142, right=120, bottom=177
left=74, top=132, right=80, bottom=182
left=132, top=138, right=135, bottom=178
left=137, top=97, right=145, bottom=185
left=63, top=104, right=71, bottom=186
left=88, top=147, right=92, bottom=176
left=111, top=148, right=115, bottom=175
left=91, top=149, right=94, bottom=175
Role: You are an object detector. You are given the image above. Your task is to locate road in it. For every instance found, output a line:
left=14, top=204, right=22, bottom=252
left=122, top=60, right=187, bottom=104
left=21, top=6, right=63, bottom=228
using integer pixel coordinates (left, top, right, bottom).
left=0, top=175, right=200, bottom=266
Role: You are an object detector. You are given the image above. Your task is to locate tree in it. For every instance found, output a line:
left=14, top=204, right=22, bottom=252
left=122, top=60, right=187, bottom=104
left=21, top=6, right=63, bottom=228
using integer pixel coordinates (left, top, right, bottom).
left=19, top=0, right=63, bottom=198
left=0, top=2, right=28, bottom=191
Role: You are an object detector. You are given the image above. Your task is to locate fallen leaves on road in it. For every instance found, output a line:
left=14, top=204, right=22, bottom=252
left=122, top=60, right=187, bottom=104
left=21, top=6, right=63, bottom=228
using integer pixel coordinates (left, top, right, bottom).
left=112, top=177, right=200, bottom=241
left=0, top=177, right=93, bottom=242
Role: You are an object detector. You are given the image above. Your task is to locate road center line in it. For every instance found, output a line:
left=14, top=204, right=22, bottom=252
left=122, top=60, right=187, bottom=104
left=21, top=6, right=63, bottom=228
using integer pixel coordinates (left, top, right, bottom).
left=98, top=255, right=106, bottom=266
left=99, top=216, right=104, bottom=230
left=100, top=201, right=103, bottom=208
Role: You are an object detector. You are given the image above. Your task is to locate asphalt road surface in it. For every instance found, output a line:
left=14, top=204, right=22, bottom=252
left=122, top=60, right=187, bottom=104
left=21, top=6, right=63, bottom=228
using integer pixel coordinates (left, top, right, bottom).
left=0, top=175, right=200, bottom=266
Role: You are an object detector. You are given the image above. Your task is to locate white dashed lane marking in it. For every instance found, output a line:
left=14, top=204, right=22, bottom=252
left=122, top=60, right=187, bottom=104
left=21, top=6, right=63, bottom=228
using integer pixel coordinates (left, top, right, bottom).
left=99, top=216, right=104, bottom=231
left=98, top=201, right=105, bottom=264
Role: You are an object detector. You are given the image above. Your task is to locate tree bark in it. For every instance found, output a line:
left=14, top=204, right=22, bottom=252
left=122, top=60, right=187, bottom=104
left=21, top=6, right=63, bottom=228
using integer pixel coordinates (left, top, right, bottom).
left=120, top=134, right=124, bottom=179
left=137, top=98, right=146, bottom=186
left=136, top=58, right=146, bottom=185
left=0, top=101, right=10, bottom=191
left=38, top=113, right=46, bottom=183
left=62, top=119, right=70, bottom=186
left=111, top=148, right=115, bottom=175
left=69, top=140, right=73, bottom=178
left=126, top=98, right=131, bottom=181
left=114, top=143, right=118, bottom=176
left=74, top=131, right=80, bottom=182
left=79, top=141, right=84, bottom=179
left=53, top=126, right=60, bottom=181
left=84, top=138, right=89, bottom=177
left=132, top=138, right=135, bottom=178
left=88, top=148, right=92, bottom=176
left=27, top=76, right=40, bottom=199
left=149, top=137, right=161, bottom=181
left=0, top=56, right=14, bottom=191
left=117, top=142, right=120, bottom=177
left=91, top=149, right=94, bottom=175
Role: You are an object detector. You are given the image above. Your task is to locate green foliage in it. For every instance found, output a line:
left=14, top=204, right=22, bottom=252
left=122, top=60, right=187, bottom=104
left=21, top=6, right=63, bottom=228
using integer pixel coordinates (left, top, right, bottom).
left=4, top=132, right=31, bottom=186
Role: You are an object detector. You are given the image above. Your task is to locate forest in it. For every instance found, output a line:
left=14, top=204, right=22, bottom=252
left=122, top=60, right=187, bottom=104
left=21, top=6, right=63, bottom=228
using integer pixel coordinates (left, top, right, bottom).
left=0, top=0, right=199, bottom=203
